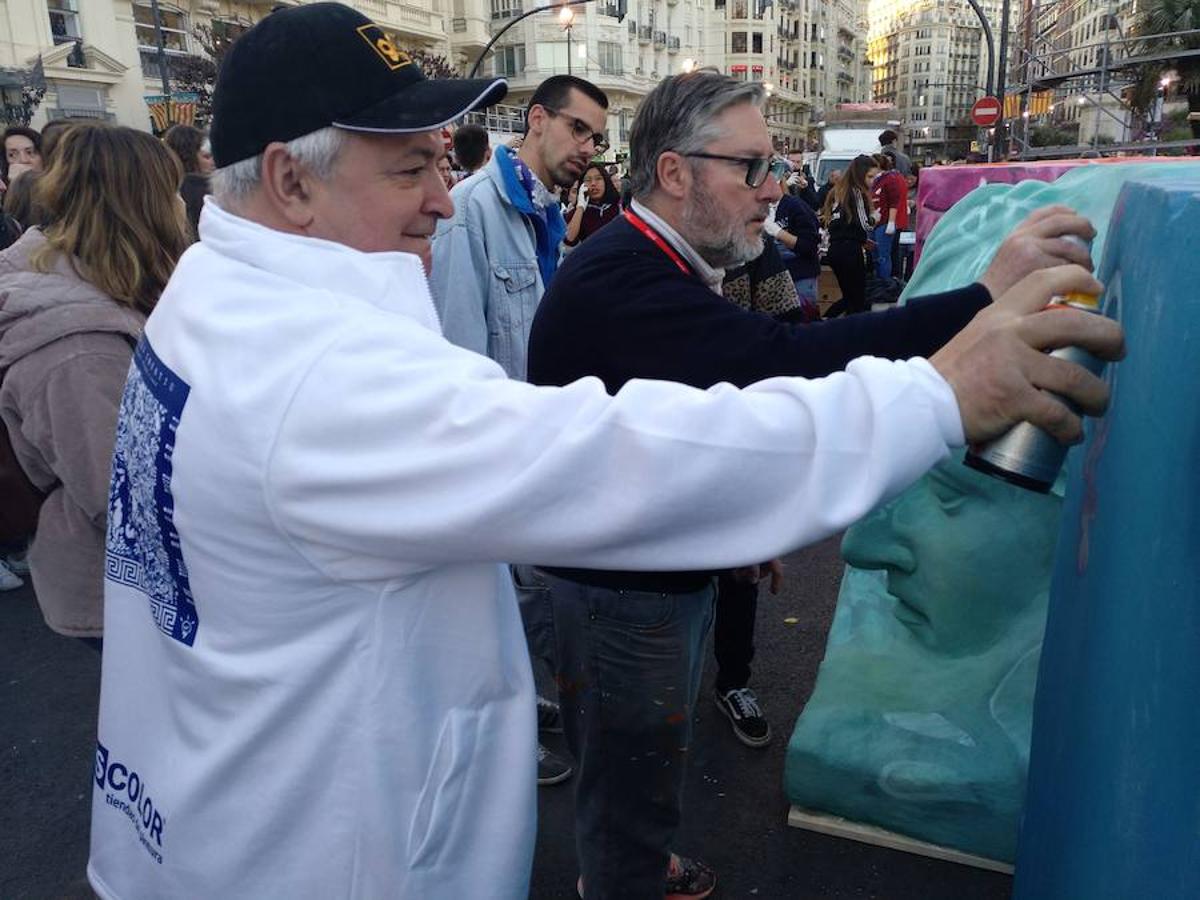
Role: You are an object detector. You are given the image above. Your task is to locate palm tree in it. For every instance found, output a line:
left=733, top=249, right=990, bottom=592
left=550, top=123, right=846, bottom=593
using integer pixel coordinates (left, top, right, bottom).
left=1134, top=0, right=1200, bottom=139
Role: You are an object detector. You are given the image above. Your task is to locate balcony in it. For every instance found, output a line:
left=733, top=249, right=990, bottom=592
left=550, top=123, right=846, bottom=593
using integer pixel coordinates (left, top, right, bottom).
left=668, top=36, right=680, bottom=53
left=639, top=25, right=652, bottom=42
left=448, top=15, right=490, bottom=54
left=654, top=30, right=666, bottom=48
left=461, top=102, right=526, bottom=136
left=837, top=45, right=854, bottom=63
left=391, top=3, right=445, bottom=42
left=599, top=2, right=621, bottom=15
left=628, top=19, right=637, bottom=35
left=48, top=106, right=114, bottom=121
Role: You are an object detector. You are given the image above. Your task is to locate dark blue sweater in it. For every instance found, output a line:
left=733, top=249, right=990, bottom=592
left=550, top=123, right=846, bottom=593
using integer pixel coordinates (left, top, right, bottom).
left=774, top=194, right=821, bottom=280
left=527, top=214, right=991, bottom=591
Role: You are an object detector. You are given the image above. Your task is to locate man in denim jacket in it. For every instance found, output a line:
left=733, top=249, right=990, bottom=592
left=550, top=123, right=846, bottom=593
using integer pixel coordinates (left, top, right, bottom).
left=430, top=75, right=607, bottom=381
left=430, top=75, right=610, bottom=785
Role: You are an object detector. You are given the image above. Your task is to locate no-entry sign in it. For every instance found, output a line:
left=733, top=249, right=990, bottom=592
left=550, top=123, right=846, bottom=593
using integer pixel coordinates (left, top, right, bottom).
left=971, top=96, right=1002, bottom=128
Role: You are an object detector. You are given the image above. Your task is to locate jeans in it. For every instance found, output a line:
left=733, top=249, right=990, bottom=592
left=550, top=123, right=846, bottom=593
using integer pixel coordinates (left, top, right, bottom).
left=512, top=564, right=555, bottom=680
left=873, top=224, right=895, bottom=280
left=542, top=572, right=716, bottom=899
left=714, top=573, right=758, bottom=692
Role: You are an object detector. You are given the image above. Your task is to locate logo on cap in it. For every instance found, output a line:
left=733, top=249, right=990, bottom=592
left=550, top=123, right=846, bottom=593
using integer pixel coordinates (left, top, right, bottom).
left=356, top=23, right=413, bottom=70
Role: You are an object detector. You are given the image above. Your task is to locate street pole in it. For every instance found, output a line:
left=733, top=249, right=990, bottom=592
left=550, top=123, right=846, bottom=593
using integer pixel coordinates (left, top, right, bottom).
left=963, top=0, right=996, bottom=160
left=567, top=25, right=572, bottom=75
left=148, top=0, right=173, bottom=128
left=994, top=0, right=1012, bottom=159
left=469, top=0, right=598, bottom=79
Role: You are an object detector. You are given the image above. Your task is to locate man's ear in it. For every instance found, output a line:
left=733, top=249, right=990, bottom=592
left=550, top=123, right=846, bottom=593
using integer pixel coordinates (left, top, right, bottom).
left=258, top=142, right=318, bottom=230
left=525, top=103, right=550, bottom=139
left=655, top=151, right=690, bottom=201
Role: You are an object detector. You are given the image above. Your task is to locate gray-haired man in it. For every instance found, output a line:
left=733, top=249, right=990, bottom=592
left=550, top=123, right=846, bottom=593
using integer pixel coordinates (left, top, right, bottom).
left=529, top=70, right=1110, bottom=898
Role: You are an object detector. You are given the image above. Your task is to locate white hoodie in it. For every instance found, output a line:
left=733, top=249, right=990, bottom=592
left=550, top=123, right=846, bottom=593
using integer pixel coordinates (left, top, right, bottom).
left=89, top=201, right=963, bottom=899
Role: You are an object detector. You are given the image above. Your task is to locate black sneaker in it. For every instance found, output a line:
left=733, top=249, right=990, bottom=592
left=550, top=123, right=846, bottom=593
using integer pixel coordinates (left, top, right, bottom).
left=576, top=853, right=715, bottom=900
left=537, top=695, right=563, bottom=733
left=537, top=743, right=572, bottom=786
left=665, top=854, right=716, bottom=900
left=713, top=686, right=772, bottom=748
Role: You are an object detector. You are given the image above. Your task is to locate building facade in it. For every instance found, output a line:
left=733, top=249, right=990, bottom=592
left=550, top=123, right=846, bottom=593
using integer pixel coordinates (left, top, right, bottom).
left=3, top=0, right=872, bottom=156
left=1011, top=0, right=1142, bottom=146
left=868, top=0, right=1009, bottom=159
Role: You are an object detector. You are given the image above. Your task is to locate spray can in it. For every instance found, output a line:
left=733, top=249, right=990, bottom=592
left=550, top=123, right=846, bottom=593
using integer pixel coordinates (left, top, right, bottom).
left=964, top=237, right=1106, bottom=493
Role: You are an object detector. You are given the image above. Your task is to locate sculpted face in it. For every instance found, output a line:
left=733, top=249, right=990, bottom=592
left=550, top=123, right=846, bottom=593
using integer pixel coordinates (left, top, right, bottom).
left=304, top=131, right=454, bottom=272
left=841, top=458, right=1061, bottom=654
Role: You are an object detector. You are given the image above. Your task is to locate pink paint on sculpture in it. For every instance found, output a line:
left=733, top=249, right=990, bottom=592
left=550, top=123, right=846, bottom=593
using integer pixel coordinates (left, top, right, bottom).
left=913, top=157, right=1198, bottom=265
left=913, top=162, right=1088, bottom=264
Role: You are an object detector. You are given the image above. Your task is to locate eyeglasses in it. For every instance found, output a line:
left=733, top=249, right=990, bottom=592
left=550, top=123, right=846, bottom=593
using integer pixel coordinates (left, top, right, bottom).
left=542, top=107, right=610, bottom=155
left=682, top=153, right=791, bottom=188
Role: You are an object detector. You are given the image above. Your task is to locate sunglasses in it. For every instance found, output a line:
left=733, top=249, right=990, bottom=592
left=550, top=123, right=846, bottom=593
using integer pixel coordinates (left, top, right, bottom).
left=683, top=153, right=792, bottom=188
left=542, top=107, right=610, bottom=155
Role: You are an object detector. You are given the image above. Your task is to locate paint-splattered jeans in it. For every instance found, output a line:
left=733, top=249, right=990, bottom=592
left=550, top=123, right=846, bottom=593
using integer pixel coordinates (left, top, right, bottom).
left=540, top=572, right=716, bottom=899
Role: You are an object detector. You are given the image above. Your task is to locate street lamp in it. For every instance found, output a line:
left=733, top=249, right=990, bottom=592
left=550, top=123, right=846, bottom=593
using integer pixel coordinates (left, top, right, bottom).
left=681, top=57, right=697, bottom=73
left=559, top=5, right=575, bottom=75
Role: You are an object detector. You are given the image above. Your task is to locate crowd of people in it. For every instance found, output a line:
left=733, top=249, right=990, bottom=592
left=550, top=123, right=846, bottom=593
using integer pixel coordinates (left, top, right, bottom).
left=0, top=3, right=1125, bottom=899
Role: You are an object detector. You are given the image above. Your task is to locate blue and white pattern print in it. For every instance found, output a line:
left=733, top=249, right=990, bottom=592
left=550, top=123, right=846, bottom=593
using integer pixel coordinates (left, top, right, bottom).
left=106, top=339, right=197, bottom=646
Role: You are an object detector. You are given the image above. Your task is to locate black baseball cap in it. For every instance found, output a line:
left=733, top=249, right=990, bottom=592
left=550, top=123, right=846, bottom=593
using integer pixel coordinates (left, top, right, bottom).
left=210, top=2, right=507, bottom=168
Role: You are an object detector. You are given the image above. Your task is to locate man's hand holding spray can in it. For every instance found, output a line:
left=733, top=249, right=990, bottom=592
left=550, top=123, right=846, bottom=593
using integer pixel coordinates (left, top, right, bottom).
left=965, top=234, right=1111, bottom=492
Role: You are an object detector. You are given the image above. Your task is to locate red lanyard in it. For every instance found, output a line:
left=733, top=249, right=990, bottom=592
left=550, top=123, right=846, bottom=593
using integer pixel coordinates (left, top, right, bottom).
left=623, top=209, right=692, bottom=276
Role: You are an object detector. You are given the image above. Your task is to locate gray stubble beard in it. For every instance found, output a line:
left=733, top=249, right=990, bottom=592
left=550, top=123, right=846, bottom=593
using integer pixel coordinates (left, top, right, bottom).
left=680, top=188, right=764, bottom=270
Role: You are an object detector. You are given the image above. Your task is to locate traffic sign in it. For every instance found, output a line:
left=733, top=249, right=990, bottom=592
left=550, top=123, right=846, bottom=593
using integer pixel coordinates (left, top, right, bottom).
left=971, top=96, right=1002, bottom=128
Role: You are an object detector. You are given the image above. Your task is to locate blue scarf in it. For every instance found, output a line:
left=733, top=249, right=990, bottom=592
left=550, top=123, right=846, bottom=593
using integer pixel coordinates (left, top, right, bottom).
left=495, top=147, right=566, bottom=289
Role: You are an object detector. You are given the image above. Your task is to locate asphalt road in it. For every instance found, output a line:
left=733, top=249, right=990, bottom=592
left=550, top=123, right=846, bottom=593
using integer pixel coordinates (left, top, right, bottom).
left=2, top=535, right=1012, bottom=900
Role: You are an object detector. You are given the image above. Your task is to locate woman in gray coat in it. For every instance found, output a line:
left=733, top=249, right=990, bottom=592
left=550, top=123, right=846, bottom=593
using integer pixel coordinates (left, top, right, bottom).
left=0, top=122, right=190, bottom=641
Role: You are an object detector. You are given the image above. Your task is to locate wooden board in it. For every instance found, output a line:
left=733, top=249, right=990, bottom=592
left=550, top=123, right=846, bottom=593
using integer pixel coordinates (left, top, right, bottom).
left=786, top=806, right=1015, bottom=875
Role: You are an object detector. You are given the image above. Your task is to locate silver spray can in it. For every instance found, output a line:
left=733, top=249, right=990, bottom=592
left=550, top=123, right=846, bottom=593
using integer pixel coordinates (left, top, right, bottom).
left=964, top=237, right=1107, bottom=492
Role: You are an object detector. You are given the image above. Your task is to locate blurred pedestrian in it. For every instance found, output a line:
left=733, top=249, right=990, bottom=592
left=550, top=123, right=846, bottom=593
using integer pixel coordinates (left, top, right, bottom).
left=878, top=128, right=911, bottom=176
left=452, top=122, right=491, bottom=176
left=766, top=169, right=822, bottom=314
left=563, top=163, right=620, bottom=247
left=163, top=123, right=211, bottom=238
left=870, top=152, right=908, bottom=281
left=821, top=154, right=875, bottom=317
left=436, top=154, right=456, bottom=190
left=0, top=122, right=190, bottom=645
left=2, top=126, right=42, bottom=187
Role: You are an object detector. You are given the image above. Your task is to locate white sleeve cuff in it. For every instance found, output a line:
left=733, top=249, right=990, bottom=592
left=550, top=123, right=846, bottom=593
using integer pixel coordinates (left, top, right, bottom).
left=906, top=357, right=965, bottom=448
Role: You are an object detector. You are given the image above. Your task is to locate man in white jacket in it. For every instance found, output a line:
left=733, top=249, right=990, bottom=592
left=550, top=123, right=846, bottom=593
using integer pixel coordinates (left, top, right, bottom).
left=88, top=4, right=1122, bottom=899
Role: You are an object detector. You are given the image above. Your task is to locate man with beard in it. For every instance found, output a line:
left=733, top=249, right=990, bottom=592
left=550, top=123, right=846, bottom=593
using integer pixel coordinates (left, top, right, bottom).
left=430, top=75, right=609, bottom=788
left=527, top=70, right=1101, bottom=898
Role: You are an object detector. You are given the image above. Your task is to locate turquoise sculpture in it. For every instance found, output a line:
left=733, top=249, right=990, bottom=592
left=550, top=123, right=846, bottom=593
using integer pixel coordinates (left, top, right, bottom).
left=785, top=161, right=1200, bottom=863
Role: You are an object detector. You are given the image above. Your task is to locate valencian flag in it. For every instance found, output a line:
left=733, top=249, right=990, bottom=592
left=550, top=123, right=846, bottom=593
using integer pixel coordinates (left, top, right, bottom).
left=145, top=92, right=199, bottom=132
left=1004, top=91, right=1054, bottom=119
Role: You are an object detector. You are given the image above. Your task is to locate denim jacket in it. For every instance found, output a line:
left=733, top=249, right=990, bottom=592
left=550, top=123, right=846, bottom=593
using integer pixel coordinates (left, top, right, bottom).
left=430, top=149, right=564, bottom=381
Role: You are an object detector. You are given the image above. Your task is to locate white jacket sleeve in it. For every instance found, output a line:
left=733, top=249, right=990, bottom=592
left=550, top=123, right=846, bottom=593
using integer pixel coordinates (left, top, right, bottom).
left=428, top=216, right=489, bottom=357
left=265, top=312, right=963, bottom=579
